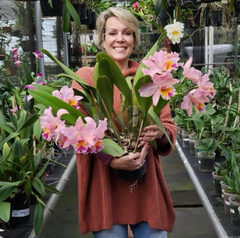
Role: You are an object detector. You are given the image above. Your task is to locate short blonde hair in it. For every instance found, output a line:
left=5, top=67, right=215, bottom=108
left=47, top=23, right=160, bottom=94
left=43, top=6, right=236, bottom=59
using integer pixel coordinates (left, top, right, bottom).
left=94, top=7, right=139, bottom=50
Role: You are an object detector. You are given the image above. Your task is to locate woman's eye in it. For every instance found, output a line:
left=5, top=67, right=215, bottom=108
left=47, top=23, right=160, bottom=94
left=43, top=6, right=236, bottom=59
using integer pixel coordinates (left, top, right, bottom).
left=124, top=32, right=132, bottom=36
left=108, top=32, right=116, bottom=36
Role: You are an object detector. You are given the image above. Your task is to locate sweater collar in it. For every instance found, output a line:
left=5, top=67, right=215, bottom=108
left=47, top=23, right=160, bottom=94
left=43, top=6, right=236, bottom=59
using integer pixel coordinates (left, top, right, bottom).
left=122, top=60, right=139, bottom=78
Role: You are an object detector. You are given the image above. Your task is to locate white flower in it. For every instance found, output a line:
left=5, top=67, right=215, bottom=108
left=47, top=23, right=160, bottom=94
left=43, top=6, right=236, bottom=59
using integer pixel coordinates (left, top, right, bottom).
left=164, top=20, right=184, bottom=45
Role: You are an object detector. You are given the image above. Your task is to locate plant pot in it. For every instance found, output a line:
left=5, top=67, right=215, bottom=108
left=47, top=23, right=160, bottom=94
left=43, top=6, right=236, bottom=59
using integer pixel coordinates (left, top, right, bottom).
left=194, top=142, right=205, bottom=158
left=182, top=131, right=189, bottom=148
left=112, top=161, right=146, bottom=182
left=40, top=0, right=63, bottom=17
left=222, top=189, right=235, bottom=216
left=212, top=171, right=224, bottom=197
left=177, top=126, right=183, bottom=141
left=170, top=43, right=180, bottom=53
left=189, top=138, right=196, bottom=155
left=229, top=195, right=240, bottom=227
left=6, top=192, right=30, bottom=229
left=220, top=180, right=230, bottom=199
left=197, top=152, right=215, bottom=172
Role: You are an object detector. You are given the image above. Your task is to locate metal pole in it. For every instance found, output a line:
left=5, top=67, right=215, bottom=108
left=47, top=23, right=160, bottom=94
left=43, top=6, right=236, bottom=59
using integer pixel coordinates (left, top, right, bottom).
left=63, top=32, right=69, bottom=67
left=34, top=0, right=45, bottom=76
left=176, top=141, right=228, bottom=238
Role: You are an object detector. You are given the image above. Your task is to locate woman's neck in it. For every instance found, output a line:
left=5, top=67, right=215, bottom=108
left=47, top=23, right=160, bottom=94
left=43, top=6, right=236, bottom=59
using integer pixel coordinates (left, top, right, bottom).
left=116, top=60, right=129, bottom=72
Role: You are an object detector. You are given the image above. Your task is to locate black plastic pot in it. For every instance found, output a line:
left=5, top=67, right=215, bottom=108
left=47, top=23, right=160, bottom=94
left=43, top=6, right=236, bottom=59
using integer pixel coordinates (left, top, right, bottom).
left=7, top=192, right=30, bottom=229
left=112, top=161, right=146, bottom=182
left=40, top=0, right=63, bottom=17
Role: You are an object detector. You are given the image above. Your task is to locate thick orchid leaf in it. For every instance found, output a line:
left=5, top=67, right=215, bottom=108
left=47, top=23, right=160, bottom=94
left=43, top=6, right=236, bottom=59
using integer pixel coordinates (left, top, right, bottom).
left=34, top=203, right=44, bottom=235
left=12, top=137, right=23, bottom=159
left=134, top=75, right=152, bottom=118
left=66, top=0, right=81, bottom=28
left=0, top=201, right=10, bottom=222
left=62, top=0, right=70, bottom=32
left=155, top=0, right=162, bottom=15
left=0, top=132, right=19, bottom=150
left=101, top=138, right=124, bottom=157
left=28, top=89, right=85, bottom=123
left=96, top=53, right=131, bottom=106
left=96, top=76, right=113, bottom=118
left=40, top=49, right=94, bottom=91
left=148, top=107, right=174, bottom=148
left=33, top=119, right=42, bottom=141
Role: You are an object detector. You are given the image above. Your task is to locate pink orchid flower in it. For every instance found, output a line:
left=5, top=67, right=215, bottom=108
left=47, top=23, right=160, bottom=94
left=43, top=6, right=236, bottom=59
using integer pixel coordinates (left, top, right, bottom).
left=198, top=73, right=216, bottom=98
left=139, top=71, right=179, bottom=104
left=33, top=50, right=43, bottom=59
left=40, top=107, right=65, bottom=141
left=183, top=57, right=202, bottom=84
left=142, top=50, right=179, bottom=77
left=181, top=88, right=209, bottom=116
left=132, top=2, right=139, bottom=9
left=52, top=86, right=83, bottom=109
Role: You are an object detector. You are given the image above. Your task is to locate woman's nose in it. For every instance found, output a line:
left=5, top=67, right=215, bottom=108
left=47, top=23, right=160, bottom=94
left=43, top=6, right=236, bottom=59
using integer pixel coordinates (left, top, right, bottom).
left=116, top=33, right=124, bottom=42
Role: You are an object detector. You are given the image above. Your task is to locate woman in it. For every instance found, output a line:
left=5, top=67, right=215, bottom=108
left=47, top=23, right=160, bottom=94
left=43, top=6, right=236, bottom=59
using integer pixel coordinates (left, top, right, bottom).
left=72, top=7, right=177, bottom=238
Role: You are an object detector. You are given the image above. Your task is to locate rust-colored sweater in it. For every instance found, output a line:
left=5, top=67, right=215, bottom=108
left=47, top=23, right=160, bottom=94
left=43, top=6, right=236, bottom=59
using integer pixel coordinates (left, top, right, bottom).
left=72, top=60, right=177, bottom=235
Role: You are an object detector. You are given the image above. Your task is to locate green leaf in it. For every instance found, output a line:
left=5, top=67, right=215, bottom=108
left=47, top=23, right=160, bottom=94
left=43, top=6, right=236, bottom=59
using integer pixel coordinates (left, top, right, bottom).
left=33, top=150, right=42, bottom=173
left=33, top=177, right=46, bottom=197
left=22, top=62, right=34, bottom=85
left=44, top=183, right=61, bottom=195
left=66, top=0, right=81, bottom=29
left=134, top=75, right=152, bottom=118
left=12, top=137, right=23, bottom=159
left=2, top=142, right=11, bottom=161
left=40, top=49, right=93, bottom=91
left=96, top=53, right=131, bottom=106
left=33, top=119, right=42, bottom=141
left=0, top=186, right=17, bottom=202
left=155, top=0, right=162, bottom=16
left=0, top=122, right=14, bottom=134
left=148, top=107, right=174, bottom=148
left=0, top=201, right=10, bottom=222
left=62, top=0, right=70, bottom=32
left=101, top=138, right=124, bottom=157
left=34, top=203, right=44, bottom=235
left=96, top=76, right=113, bottom=117
left=28, top=89, right=85, bottom=124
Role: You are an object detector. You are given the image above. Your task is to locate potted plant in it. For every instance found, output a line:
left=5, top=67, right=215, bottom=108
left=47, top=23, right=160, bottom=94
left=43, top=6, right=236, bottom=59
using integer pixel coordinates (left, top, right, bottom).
left=0, top=48, right=65, bottom=235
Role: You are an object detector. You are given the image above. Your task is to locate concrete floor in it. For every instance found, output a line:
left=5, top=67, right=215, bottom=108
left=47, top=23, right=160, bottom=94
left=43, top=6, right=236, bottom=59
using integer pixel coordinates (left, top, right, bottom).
left=37, top=149, right=218, bottom=238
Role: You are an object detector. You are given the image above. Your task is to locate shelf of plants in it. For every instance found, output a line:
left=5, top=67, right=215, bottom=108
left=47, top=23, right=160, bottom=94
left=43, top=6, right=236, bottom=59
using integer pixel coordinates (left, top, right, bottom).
left=176, top=140, right=240, bottom=237
left=0, top=149, right=75, bottom=238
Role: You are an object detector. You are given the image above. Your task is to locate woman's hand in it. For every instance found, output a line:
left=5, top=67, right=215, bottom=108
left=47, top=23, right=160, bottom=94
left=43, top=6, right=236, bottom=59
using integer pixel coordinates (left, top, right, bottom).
left=138, top=125, right=164, bottom=147
left=109, top=143, right=149, bottom=171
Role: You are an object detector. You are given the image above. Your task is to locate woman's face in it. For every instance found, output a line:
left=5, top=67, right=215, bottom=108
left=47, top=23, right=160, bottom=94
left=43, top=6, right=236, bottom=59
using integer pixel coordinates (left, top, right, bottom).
left=103, top=16, right=134, bottom=67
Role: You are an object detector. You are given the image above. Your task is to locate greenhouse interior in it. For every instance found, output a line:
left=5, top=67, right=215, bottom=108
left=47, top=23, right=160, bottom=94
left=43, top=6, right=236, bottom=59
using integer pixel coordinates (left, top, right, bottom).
left=0, top=0, right=240, bottom=238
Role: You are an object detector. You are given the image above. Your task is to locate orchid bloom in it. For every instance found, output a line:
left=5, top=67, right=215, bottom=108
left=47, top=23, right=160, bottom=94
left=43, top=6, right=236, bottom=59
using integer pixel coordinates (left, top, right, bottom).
left=40, top=107, right=65, bottom=141
left=61, top=117, right=107, bottom=154
left=142, top=50, right=179, bottom=77
left=139, top=71, right=179, bottom=104
left=164, top=20, right=184, bottom=45
left=182, top=57, right=202, bottom=84
left=198, top=73, right=216, bottom=98
left=33, top=50, right=43, bottom=59
left=52, top=86, right=83, bottom=109
left=132, top=2, right=139, bottom=9
left=181, top=88, right=210, bottom=116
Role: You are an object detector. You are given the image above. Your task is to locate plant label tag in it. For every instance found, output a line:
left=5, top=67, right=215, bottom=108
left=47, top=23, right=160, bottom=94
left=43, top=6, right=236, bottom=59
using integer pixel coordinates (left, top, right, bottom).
left=12, top=208, right=30, bottom=217
left=224, top=200, right=230, bottom=205
left=198, top=160, right=201, bottom=164
left=230, top=208, right=235, bottom=214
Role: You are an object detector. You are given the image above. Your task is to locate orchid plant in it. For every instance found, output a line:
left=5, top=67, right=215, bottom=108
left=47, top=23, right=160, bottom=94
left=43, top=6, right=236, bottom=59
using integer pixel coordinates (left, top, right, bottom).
left=27, top=38, right=216, bottom=159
